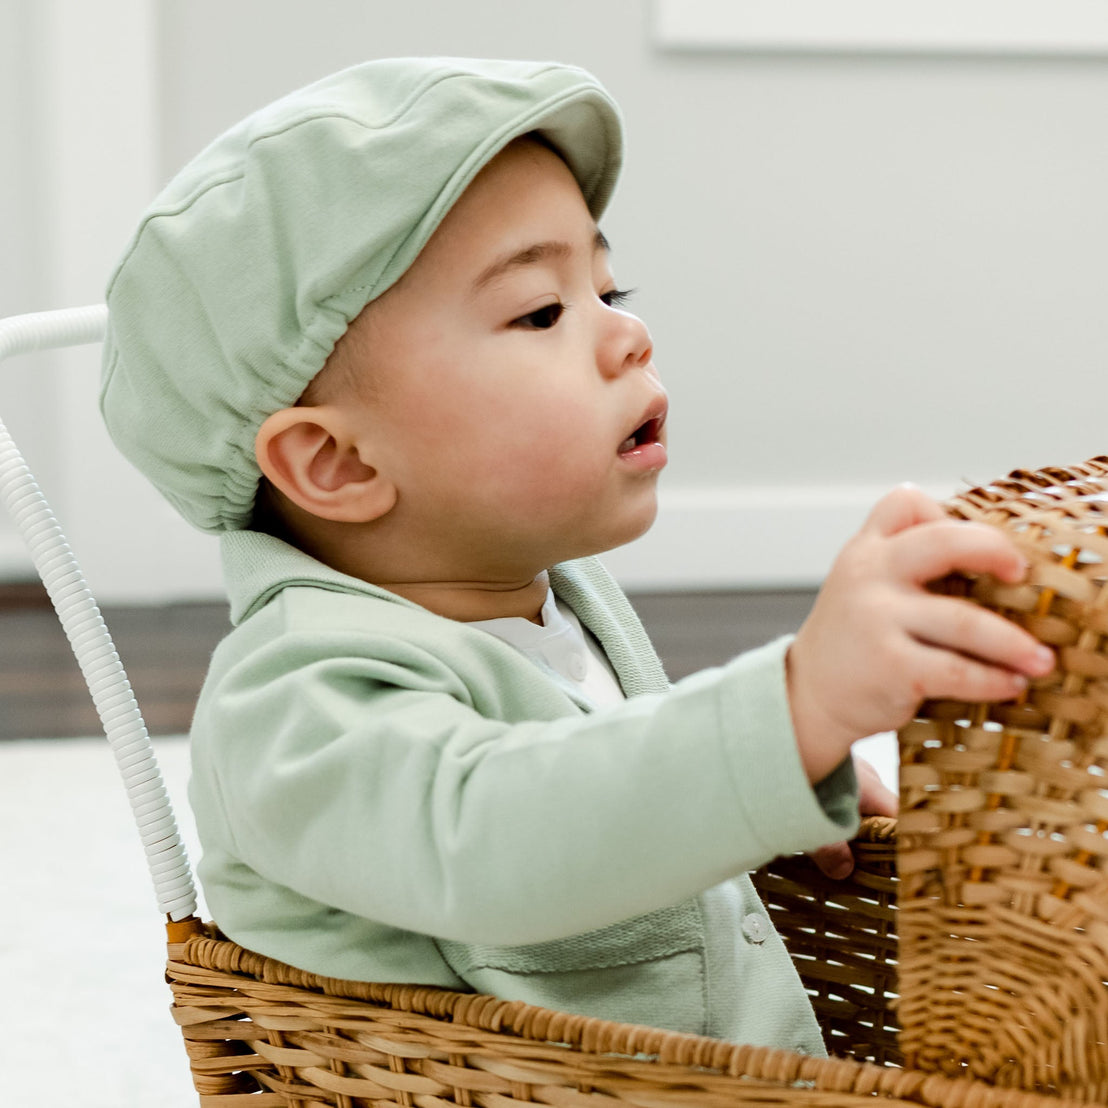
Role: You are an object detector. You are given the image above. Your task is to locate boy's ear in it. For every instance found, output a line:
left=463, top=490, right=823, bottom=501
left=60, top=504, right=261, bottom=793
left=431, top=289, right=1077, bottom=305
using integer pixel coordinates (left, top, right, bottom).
left=255, top=407, right=397, bottom=523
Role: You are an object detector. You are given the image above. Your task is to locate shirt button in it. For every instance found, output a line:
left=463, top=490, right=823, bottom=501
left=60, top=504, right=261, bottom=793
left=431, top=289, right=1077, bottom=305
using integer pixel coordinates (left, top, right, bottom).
left=742, top=913, right=769, bottom=944
left=568, top=653, right=588, bottom=682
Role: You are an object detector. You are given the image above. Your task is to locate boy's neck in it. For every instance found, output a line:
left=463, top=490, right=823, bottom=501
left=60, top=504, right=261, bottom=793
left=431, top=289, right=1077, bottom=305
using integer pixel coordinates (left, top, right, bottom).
left=275, top=501, right=552, bottom=623
left=376, top=572, right=550, bottom=624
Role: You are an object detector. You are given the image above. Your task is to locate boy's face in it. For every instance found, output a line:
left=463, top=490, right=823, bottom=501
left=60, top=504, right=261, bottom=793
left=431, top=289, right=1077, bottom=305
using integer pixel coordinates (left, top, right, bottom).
left=339, top=138, right=667, bottom=582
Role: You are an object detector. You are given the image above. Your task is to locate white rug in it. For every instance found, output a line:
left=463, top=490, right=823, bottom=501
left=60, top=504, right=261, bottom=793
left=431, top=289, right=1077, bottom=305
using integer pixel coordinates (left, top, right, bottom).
left=1, top=735, right=202, bottom=1107
left=1, top=731, right=898, bottom=1107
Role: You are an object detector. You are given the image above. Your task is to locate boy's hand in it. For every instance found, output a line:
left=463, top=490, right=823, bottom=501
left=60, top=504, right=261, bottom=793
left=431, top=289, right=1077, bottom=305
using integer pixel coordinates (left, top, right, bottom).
left=787, top=485, right=1055, bottom=785
left=808, top=754, right=897, bottom=879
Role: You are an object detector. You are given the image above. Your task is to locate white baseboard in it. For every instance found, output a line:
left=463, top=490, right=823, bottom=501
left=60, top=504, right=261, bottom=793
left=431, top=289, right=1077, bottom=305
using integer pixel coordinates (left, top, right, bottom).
left=0, top=532, right=33, bottom=581
left=1, top=481, right=952, bottom=601
left=604, top=481, right=949, bottom=590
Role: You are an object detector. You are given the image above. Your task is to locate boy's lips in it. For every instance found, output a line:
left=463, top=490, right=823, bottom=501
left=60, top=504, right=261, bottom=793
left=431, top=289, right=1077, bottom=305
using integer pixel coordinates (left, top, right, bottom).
left=617, top=396, right=668, bottom=471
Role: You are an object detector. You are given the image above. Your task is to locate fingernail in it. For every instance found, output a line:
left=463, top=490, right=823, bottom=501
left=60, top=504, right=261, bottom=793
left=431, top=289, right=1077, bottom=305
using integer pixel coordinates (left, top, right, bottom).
left=1035, top=646, right=1055, bottom=672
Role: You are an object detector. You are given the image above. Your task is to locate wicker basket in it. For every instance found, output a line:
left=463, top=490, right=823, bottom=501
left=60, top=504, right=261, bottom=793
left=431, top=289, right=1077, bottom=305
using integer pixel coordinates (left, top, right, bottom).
left=899, top=456, right=1108, bottom=1101
left=161, top=818, right=1087, bottom=1108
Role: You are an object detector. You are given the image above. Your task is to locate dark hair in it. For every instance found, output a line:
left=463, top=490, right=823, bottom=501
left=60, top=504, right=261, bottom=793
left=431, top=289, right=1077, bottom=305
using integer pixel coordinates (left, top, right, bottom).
left=249, top=477, right=296, bottom=541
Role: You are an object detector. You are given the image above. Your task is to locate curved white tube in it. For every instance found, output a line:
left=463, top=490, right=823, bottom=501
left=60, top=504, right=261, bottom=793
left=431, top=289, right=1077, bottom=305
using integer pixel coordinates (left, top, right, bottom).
left=0, top=307, right=197, bottom=921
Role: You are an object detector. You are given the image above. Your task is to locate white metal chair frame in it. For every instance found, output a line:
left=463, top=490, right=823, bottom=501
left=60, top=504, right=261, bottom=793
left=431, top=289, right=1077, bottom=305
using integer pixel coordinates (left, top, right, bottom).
left=0, top=306, right=196, bottom=924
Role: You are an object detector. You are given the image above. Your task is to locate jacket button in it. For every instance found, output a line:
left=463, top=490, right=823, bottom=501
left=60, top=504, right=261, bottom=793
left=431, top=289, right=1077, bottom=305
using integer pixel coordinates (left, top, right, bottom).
left=742, top=913, right=769, bottom=944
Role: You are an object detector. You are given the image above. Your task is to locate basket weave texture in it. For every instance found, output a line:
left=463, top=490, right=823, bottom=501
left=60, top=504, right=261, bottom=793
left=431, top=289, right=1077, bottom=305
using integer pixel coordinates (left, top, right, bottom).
left=899, top=456, right=1108, bottom=1100
left=168, top=818, right=1082, bottom=1108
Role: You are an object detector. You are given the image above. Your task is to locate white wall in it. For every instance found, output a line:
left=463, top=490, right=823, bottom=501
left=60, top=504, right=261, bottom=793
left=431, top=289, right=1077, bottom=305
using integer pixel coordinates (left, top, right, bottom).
left=0, top=0, right=57, bottom=554
left=0, top=0, right=222, bottom=602
left=4, top=0, right=1108, bottom=601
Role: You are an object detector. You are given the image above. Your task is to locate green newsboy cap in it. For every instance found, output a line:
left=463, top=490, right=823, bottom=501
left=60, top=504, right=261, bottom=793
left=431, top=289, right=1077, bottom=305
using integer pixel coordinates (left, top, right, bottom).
left=100, top=57, right=622, bottom=533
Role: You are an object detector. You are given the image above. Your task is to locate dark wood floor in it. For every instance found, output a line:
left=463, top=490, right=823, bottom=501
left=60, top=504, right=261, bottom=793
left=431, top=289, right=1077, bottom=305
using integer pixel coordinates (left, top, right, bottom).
left=0, top=584, right=816, bottom=740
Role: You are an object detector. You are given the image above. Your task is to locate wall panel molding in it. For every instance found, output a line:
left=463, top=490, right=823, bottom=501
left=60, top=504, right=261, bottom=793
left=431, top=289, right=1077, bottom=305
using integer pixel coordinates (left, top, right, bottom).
left=654, top=0, right=1108, bottom=55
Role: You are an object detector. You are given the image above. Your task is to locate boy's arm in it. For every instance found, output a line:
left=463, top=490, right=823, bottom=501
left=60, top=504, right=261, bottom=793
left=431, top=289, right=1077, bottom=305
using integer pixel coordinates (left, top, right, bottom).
left=191, top=632, right=853, bottom=948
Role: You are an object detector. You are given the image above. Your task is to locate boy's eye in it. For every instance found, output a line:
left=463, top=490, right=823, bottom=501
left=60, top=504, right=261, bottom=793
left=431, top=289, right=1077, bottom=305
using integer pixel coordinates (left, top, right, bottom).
left=601, top=288, right=635, bottom=309
left=511, top=302, right=565, bottom=330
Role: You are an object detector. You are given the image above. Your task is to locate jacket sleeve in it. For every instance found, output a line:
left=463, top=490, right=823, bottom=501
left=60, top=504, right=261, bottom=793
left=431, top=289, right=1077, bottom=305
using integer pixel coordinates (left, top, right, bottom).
left=189, top=618, right=858, bottom=947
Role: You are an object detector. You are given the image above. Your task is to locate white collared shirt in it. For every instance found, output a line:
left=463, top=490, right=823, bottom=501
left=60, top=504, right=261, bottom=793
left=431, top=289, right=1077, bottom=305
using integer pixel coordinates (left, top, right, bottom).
left=469, top=588, right=625, bottom=708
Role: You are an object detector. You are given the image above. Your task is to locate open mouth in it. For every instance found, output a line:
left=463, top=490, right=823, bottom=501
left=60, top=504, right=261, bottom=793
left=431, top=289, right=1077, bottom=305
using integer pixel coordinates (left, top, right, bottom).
left=618, top=417, right=663, bottom=455
left=618, top=396, right=668, bottom=456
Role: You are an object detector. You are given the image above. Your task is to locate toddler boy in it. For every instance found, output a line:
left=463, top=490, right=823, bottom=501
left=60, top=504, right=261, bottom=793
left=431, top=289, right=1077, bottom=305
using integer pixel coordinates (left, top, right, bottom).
left=100, top=58, right=1051, bottom=1054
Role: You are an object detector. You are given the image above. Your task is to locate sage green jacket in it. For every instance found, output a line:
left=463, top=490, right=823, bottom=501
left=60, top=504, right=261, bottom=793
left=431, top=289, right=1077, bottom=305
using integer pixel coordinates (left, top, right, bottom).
left=189, top=531, right=859, bottom=1054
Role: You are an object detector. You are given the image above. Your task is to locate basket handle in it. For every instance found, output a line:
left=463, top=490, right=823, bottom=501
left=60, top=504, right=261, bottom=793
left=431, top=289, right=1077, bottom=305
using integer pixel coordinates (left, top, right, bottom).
left=0, top=307, right=197, bottom=922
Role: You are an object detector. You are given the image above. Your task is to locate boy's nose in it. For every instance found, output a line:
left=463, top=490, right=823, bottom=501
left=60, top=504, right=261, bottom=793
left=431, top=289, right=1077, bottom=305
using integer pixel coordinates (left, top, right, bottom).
left=598, top=306, right=654, bottom=379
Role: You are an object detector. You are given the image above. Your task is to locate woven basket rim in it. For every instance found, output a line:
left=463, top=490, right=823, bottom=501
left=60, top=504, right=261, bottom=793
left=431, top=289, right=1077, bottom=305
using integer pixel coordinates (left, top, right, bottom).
left=173, top=934, right=1092, bottom=1108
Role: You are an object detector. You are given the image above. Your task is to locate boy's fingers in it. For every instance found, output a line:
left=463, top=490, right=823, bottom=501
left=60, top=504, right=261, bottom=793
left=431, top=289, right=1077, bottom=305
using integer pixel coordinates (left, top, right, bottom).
left=910, top=596, right=1055, bottom=678
left=890, top=520, right=1028, bottom=586
left=908, top=632, right=1054, bottom=705
left=862, top=484, right=946, bottom=538
left=808, top=841, right=855, bottom=880
left=854, top=756, right=898, bottom=817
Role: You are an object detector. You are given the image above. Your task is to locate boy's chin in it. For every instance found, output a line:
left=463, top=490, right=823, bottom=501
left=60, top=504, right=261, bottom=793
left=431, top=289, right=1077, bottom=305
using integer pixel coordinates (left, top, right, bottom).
left=580, top=507, right=660, bottom=561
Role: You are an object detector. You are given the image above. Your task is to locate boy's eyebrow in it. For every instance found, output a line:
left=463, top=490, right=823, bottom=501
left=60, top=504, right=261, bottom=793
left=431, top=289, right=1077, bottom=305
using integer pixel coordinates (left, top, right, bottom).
left=472, top=229, right=611, bottom=291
